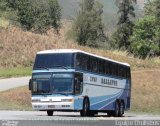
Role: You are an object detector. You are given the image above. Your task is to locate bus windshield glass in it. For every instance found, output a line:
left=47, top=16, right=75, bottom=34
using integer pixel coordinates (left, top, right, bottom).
left=51, top=78, right=73, bottom=94
left=32, top=73, right=73, bottom=94
left=33, top=53, right=74, bottom=69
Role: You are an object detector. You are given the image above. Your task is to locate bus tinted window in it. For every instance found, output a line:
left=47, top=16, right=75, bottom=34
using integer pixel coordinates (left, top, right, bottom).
left=33, top=53, right=74, bottom=69
left=75, top=52, right=130, bottom=79
left=76, top=54, right=89, bottom=70
left=99, top=60, right=105, bottom=74
left=90, top=57, right=98, bottom=72
left=105, top=62, right=109, bottom=75
left=119, top=65, right=123, bottom=77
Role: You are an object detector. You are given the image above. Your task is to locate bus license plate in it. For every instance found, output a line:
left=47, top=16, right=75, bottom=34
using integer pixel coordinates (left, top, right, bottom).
left=48, top=105, right=55, bottom=108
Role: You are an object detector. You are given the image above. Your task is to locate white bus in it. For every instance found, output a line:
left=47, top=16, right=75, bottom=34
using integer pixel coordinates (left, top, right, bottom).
left=29, top=49, right=131, bottom=117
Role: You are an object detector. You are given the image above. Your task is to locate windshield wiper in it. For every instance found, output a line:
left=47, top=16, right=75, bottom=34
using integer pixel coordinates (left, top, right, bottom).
left=52, top=65, right=68, bottom=70
left=34, top=66, right=49, bottom=70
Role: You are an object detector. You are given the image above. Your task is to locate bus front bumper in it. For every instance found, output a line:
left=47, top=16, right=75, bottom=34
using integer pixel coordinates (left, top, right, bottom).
left=32, top=102, right=74, bottom=110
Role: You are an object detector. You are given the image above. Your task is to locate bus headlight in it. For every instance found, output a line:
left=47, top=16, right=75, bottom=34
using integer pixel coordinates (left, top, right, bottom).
left=61, top=99, right=74, bottom=102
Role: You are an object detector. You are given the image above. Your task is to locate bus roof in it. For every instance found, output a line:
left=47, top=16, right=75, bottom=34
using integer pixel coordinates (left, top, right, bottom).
left=37, top=49, right=130, bottom=67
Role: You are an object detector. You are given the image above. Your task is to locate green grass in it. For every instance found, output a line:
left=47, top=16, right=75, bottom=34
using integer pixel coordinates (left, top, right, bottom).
left=0, top=67, right=32, bottom=78
left=0, top=17, right=9, bottom=28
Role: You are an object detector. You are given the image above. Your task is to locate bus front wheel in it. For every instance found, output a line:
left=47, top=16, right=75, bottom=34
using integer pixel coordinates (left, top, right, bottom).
left=47, top=110, right=53, bottom=116
left=80, top=98, right=90, bottom=117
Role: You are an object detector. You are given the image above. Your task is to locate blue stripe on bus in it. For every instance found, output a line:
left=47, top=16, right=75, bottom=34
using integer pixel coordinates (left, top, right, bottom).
left=74, top=90, right=123, bottom=110
left=100, top=89, right=128, bottom=110
left=90, top=90, right=123, bottom=110
left=74, top=82, right=130, bottom=110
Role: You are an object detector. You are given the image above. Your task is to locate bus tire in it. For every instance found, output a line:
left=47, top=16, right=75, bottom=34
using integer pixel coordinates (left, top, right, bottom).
left=119, top=101, right=124, bottom=117
left=107, top=111, right=113, bottom=117
left=89, top=111, right=97, bottom=117
left=80, top=98, right=90, bottom=117
left=47, top=110, right=53, bottom=116
left=113, top=101, right=119, bottom=117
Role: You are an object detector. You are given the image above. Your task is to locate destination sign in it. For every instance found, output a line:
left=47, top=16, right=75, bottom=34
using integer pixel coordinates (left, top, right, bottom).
left=88, top=76, right=118, bottom=87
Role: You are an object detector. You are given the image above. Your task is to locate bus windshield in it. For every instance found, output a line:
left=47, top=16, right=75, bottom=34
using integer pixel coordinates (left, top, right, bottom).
left=32, top=73, right=73, bottom=94
left=51, top=78, right=73, bottom=94
left=33, top=53, right=74, bottom=70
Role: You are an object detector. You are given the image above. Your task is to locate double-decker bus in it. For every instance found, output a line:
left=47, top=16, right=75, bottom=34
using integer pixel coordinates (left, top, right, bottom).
left=29, top=49, right=131, bottom=117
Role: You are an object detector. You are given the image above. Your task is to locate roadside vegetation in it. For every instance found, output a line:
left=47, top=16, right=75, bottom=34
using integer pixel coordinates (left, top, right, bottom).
left=0, top=86, right=31, bottom=110
left=132, top=70, right=160, bottom=114
left=0, top=67, right=31, bottom=78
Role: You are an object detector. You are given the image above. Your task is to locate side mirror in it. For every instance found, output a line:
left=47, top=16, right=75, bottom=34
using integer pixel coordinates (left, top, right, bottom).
left=29, top=79, right=32, bottom=90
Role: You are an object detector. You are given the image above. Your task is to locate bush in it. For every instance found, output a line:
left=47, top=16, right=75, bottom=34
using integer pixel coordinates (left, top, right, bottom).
left=130, top=16, right=159, bottom=59
left=6, top=0, right=61, bottom=33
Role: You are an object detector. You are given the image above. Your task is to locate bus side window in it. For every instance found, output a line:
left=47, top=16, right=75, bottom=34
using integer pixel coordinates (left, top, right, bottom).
left=74, top=73, right=83, bottom=94
left=76, top=53, right=89, bottom=71
left=105, top=62, right=109, bottom=75
left=82, top=54, right=88, bottom=71
left=76, top=54, right=81, bottom=69
left=99, top=60, right=105, bottom=74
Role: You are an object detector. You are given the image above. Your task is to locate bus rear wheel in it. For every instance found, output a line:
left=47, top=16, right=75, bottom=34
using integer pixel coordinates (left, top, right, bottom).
left=113, top=101, right=119, bottom=117
left=119, top=101, right=124, bottom=117
left=47, top=110, right=53, bottom=116
left=89, top=111, right=98, bottom=117
left=80, top=98, right=90, bottom=117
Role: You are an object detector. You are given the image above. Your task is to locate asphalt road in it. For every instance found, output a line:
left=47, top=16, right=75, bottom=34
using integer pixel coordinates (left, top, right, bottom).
left=0, top=111, right=160, bottom=120
left=0, top=77, right=30, bottom=91
left=0, top=111, right=160, bottom=126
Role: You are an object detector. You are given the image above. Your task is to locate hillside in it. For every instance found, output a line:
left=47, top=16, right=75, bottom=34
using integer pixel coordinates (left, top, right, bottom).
left=0, top=21, right=159, bottom=69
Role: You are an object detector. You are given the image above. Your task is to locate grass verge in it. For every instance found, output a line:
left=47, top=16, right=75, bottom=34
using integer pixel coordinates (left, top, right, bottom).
left=0, top=86, right=31, bottom=111
left=131, top=70, right=160, bottom=114
left=0, top=67, right=32, bottom=78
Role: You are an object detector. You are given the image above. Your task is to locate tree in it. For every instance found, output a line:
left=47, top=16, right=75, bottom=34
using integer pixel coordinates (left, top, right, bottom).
left=112, top=0, right=137, bottom=50
left=6, top=0, right=61, bottom=33
left=144, top=0, right=156, bottom=16
left=16, top=0, right=34, bottom=30
left=130, top=16, right=158, bottom=59
left=49, top=0, right=61, bottom=33
left=129, top=0, right=160, bottom=58
left=72, top=0, right=107, bottom=48
left=144, top=0, right=160, bottom=56
left=6, top=0, right=19, bottom=9
left=154, top=0, right=160, bottom=55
